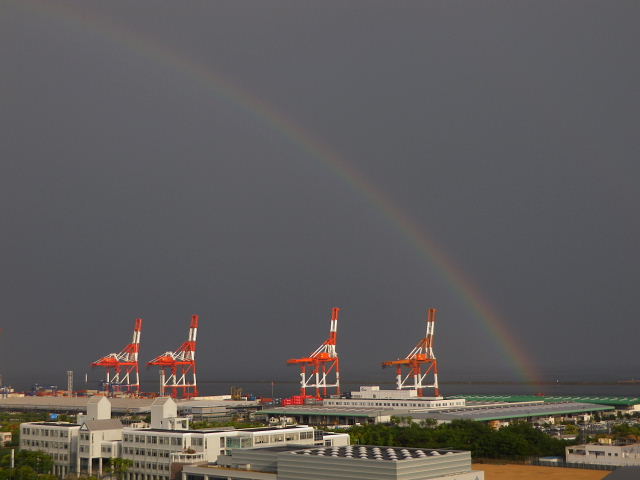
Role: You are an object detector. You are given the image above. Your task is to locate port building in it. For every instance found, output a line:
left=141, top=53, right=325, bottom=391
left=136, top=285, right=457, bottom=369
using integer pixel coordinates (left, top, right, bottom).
left=262, top=386, right=614, bottom=427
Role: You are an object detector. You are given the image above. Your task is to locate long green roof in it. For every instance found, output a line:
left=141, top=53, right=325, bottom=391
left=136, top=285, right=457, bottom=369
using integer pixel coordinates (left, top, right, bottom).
left=448, top=394, right=640, bottom=406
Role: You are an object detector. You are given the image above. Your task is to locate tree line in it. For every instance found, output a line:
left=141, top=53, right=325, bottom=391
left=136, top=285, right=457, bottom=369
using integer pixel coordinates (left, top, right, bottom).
left=342, top=419, right=573, bottom=460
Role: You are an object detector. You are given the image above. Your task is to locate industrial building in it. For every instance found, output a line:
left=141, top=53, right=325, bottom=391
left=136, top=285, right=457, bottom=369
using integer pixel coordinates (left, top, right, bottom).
left=263, top=389, right=614, bottom=427
left=182, top=445, right=483, bottom=480
left=323, top=386, right=465, bottom=409
left=1, top=395, right=260, bottom=418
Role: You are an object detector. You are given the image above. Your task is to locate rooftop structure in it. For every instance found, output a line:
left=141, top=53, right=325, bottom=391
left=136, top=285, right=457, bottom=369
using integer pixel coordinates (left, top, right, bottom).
left=184, top=444, right=483, bottom=480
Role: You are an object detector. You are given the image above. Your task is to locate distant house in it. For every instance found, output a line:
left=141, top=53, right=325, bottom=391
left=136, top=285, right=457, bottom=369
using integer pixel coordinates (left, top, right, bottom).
left=0, top=432, right=11, bottom=446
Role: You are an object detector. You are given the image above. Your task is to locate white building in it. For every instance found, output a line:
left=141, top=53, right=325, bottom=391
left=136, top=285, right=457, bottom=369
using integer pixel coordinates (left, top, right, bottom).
left=20, top=420, right=80, bottom=477
left=122, top=397, right=349, bottom=480
left=76, top=397, right=123, bottom=476
left=566, top=442, right=640, bottom=467
left=323, top=386, right=465, bottom=410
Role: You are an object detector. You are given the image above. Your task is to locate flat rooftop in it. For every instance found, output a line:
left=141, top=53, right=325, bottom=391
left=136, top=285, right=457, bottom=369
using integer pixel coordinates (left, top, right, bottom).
left=29, top=422, right=80, bottom=427
left=411, top=401, right=614, bottom=422
left=264, top=401, right=613, bottom=422
left=450, top=394, right=640, bottom=407
left=262, top=406, right=402, bottom=418
left=291, top=445, right=465, bottom=462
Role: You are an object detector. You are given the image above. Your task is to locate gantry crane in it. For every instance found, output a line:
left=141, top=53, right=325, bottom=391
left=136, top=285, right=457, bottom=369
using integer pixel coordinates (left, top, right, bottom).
left=382, top=308, right=441, bottom=397
left=287, top=307, right=341, bottom=398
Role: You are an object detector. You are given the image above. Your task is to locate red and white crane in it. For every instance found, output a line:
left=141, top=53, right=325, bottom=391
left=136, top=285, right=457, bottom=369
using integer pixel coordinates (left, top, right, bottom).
left=148, top=315, right=199, bottom=398
left=382, top=308, right=441, bottom=397
left=287, top=307, right=341, bottom=398
left=92, top=318, right=143, bottom=395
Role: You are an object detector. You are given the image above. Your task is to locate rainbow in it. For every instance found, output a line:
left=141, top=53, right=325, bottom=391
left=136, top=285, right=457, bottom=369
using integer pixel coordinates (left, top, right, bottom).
left=12, top=0, right=541, bottom=384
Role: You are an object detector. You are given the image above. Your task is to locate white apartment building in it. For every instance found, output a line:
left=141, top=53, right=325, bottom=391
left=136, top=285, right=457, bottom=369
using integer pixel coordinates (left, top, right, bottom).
left=122, top=397, right=348, bottom=480
left=20, top=420, right=80, bottom=477
left=323, top=386, right=466, bottom=410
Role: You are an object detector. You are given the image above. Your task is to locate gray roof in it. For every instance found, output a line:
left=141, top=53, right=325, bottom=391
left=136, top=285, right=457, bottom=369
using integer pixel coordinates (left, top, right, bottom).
left=410, top=401, right=613, bottom=422
left=82, top=419, right=123, bottom=431
left=604, top=467, right=640, bottom=479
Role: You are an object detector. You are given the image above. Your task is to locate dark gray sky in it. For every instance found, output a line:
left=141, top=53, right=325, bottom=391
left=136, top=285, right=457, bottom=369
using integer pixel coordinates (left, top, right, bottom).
left=1, top=1, right=639, bottom=390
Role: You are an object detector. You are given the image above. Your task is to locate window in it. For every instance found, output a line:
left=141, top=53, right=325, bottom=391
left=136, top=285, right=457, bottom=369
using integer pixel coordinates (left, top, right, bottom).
left=254, top=435, right=269, bottom=445
left=226, top=438, right=241, bottom=448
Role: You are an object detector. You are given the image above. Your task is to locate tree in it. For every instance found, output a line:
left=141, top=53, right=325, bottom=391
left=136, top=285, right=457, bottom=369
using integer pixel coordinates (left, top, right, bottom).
left=108, top=458, right=132, bottom=480
left=0, top=451, right=53, bottom=474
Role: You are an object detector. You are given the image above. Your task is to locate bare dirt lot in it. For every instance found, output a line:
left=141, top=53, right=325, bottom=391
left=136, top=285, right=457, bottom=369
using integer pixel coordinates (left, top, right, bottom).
left=472, top=463, right=611, bottom=480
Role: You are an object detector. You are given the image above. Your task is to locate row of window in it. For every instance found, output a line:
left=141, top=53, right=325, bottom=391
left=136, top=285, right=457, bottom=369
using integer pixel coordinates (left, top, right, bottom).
left=51, top=453, right=69, bottom=462
left=123, top=447, right=173, bottom=458
left=568, top=449, right=619, bottom=457
left=123, top=434, right=184, bottom=446
left=131, top=461, right=170, bottom=471
left=22, top=440, right=69, bottom=449
left=125, top=473, right=169, bottom=480
left=22, top=428, right=70, bottom=438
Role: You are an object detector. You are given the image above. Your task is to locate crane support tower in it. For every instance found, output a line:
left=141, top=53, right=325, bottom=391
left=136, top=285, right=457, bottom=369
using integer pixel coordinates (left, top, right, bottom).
left=92, top=318, right=143, bottom=395
left=382, top=308, right=441, bottom=397
left=148, top=315, right=199, bottom=398
left=287, top=307, right=341, bottom=398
